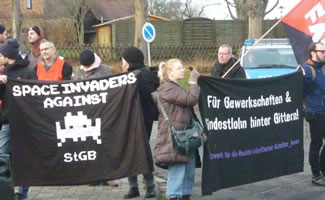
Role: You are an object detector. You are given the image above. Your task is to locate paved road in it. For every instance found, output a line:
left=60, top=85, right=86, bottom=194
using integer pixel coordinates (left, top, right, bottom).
left=190, top=135, right=325, bottom=200
left=22, top=121, right=325, bottom=200
left=151, top=121, right=325, bottom=200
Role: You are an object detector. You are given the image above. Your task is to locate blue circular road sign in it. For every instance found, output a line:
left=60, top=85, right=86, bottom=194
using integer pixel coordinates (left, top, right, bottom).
left=142, top=23, right=156, bottom=43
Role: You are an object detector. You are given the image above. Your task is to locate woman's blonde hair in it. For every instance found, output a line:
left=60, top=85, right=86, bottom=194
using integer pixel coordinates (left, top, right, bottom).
left=158, top=59, right=181, bottom=81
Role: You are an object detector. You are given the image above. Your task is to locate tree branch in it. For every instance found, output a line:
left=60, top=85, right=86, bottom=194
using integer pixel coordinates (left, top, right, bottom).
left=264, top=0, right=279, bottom=16
left=225, top=0, right=237, bottom=20
left=225, top=0, right=236, bottom=9
left=198, top=5, right=205, bottom=17
left=182, top=0, right=194, bottom=18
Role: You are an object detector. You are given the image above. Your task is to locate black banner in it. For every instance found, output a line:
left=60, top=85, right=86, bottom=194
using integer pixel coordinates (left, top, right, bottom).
left=7, top=71, right=153, bottom=186
left=199, top=72, right=304, bottom=195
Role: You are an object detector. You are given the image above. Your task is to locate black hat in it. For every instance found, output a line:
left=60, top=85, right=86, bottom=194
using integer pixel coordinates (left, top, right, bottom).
left=29, top=26, right=41, bottom=36
left=0, top=24, right=5, bottom=34
left=0, top=39, right=20, bottom=59
left=80, top=49, right=95, bottom=66
left=122, top=47, right=144, bottom=65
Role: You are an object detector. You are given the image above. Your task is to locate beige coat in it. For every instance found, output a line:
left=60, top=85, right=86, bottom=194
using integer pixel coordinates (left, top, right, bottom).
left=152, top=79, right=200, bottom=169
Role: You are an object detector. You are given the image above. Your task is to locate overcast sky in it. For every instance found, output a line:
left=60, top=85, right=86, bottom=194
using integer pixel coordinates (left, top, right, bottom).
left=192, top=0, right=301, bottom=20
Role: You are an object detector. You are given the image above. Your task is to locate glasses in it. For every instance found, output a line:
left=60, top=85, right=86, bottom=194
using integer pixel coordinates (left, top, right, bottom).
left=314, top=50, right=325, bottom=53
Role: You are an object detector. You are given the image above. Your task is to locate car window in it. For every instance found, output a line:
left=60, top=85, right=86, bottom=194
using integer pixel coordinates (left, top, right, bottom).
left=243, top=48, right=297, bottom=69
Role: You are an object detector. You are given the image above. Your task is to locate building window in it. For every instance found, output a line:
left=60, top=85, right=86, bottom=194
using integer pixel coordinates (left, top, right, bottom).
left=26, top=0, right=32, bottom=9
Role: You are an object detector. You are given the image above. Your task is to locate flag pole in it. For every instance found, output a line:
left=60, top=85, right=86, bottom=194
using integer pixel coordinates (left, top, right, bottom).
left=222, top=16, right=286, bottom=78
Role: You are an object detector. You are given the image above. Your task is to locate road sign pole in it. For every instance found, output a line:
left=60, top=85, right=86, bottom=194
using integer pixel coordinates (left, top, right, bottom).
left=147, top=42, right=151, bottom=67
left=142, top=22, right=156, bottom=67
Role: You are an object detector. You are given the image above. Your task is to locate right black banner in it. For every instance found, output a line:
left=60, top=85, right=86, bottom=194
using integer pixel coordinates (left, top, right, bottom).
left=198, top=72, right=304, bottom=195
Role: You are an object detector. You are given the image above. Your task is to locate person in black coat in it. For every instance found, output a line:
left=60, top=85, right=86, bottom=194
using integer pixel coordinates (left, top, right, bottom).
left=0, top=39, right=37, bottom=141
left=0, top=39, right=37, bottom=200
left=211, top=44, right=246, bottom=78
left=121, top=47, right=159, bottom=199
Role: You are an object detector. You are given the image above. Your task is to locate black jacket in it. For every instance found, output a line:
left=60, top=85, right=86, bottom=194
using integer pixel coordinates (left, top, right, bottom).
left=211, top=57, right=246, bottom=78
left=127, top=64, right=160, bottom=137
left=0, top=57, right=37, bottom=123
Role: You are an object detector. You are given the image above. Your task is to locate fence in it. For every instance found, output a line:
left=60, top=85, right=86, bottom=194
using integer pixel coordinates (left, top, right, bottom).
left=48, top=43, right=242, bottom=64
left=110, top=19, right=287, bottom=47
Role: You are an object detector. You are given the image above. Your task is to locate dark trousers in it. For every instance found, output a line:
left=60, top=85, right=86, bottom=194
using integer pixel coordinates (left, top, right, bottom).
left=127, top=119, right=154, bottom=188
left=128, top=173, right=154, bottom=188
left=308, top=114, right=325, bottom=176
left=144, top=119, right=153, bottom=139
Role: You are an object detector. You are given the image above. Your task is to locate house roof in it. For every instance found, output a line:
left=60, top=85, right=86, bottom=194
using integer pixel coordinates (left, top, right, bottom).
left=88, top=0, right=134, bottom=21
left=93, top=14, right=171, bottom=28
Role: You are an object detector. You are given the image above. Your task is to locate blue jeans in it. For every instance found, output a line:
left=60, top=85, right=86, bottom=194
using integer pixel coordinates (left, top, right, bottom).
left=0, top=124, right=10, bottom=154
left=0, top=124, right=29, bottom=198
left=166, top=151, right=196, bottom=199
left=17, top=186, right=29, bottom=198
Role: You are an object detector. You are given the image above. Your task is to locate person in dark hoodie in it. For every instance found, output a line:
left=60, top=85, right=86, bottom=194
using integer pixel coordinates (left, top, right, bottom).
left=74, top=49, right=112, bottom=80
left=26, top=25, right=45, bottom=69
left=0, top=39, right=37, bottom=200
left=0, top=24, right=8, bottom=44
left=121, top=47, right=159, bottom=199
left=211, top=44, right=246, bottom=78
left=75, top=49, right=118, bottom=188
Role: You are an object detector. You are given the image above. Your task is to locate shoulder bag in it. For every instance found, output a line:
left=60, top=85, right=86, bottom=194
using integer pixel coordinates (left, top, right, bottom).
left=156, top=93, right=203, bottom=154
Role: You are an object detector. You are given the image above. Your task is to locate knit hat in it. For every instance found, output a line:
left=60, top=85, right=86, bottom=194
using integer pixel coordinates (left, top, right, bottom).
left=0, top=24, right=5, bottom=34
left=122, top=47, right=144, bottom=65
left=29, top=26, right=41, bottom=36
left=80, top=49, right=95, bottom=66
left=0, top=39, right=20, bottom=59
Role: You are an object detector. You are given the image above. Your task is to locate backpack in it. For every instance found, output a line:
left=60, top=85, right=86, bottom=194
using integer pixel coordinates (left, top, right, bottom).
left=303, top=64, right=316, bottom=113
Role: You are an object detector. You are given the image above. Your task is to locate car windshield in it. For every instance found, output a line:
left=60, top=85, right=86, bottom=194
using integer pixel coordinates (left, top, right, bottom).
left=242, top=48, right=297, bottom=69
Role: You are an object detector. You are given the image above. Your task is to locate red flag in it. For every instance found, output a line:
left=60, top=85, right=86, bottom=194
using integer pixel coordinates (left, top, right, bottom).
left=282, top=0, right=325, bottom=64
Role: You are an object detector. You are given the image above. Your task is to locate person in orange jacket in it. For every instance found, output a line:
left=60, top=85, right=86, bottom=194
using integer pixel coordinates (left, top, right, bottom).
left=34, top=39, right=72, bottom=81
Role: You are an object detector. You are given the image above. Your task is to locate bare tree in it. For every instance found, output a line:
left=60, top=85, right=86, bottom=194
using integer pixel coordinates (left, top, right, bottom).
left=148, top=0, right=183, bottom=20
left=225, top=0, right=248, bottom=20
left=225, top=0, right=278, bottom=20
left=134, top=0, right=148, bottom=62
left=183, top=0, right=205, bottom=18
left=224, top=0, right=279, bottom=38
left=148, top=0, right=206, bottom=20
left=11, top=0, right=22, bottom=40
left=246, top=0, right=279, bottom=38
left=68, top=0, right=96, bottom=45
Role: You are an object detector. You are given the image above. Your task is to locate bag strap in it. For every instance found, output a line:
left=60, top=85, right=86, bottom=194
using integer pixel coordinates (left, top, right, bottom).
left=304, top=64, right=317, bottom=109
left=156, top=93, right=169, bottom=121
left=157, top=92, right=206, bottom=154
left=307, top=64, right=316, bottom=82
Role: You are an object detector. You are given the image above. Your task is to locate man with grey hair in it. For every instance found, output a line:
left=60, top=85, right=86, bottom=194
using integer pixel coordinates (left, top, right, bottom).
left=211, top=44, right=246, bottom=78
left=34, top=39, right=72, bottom=80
